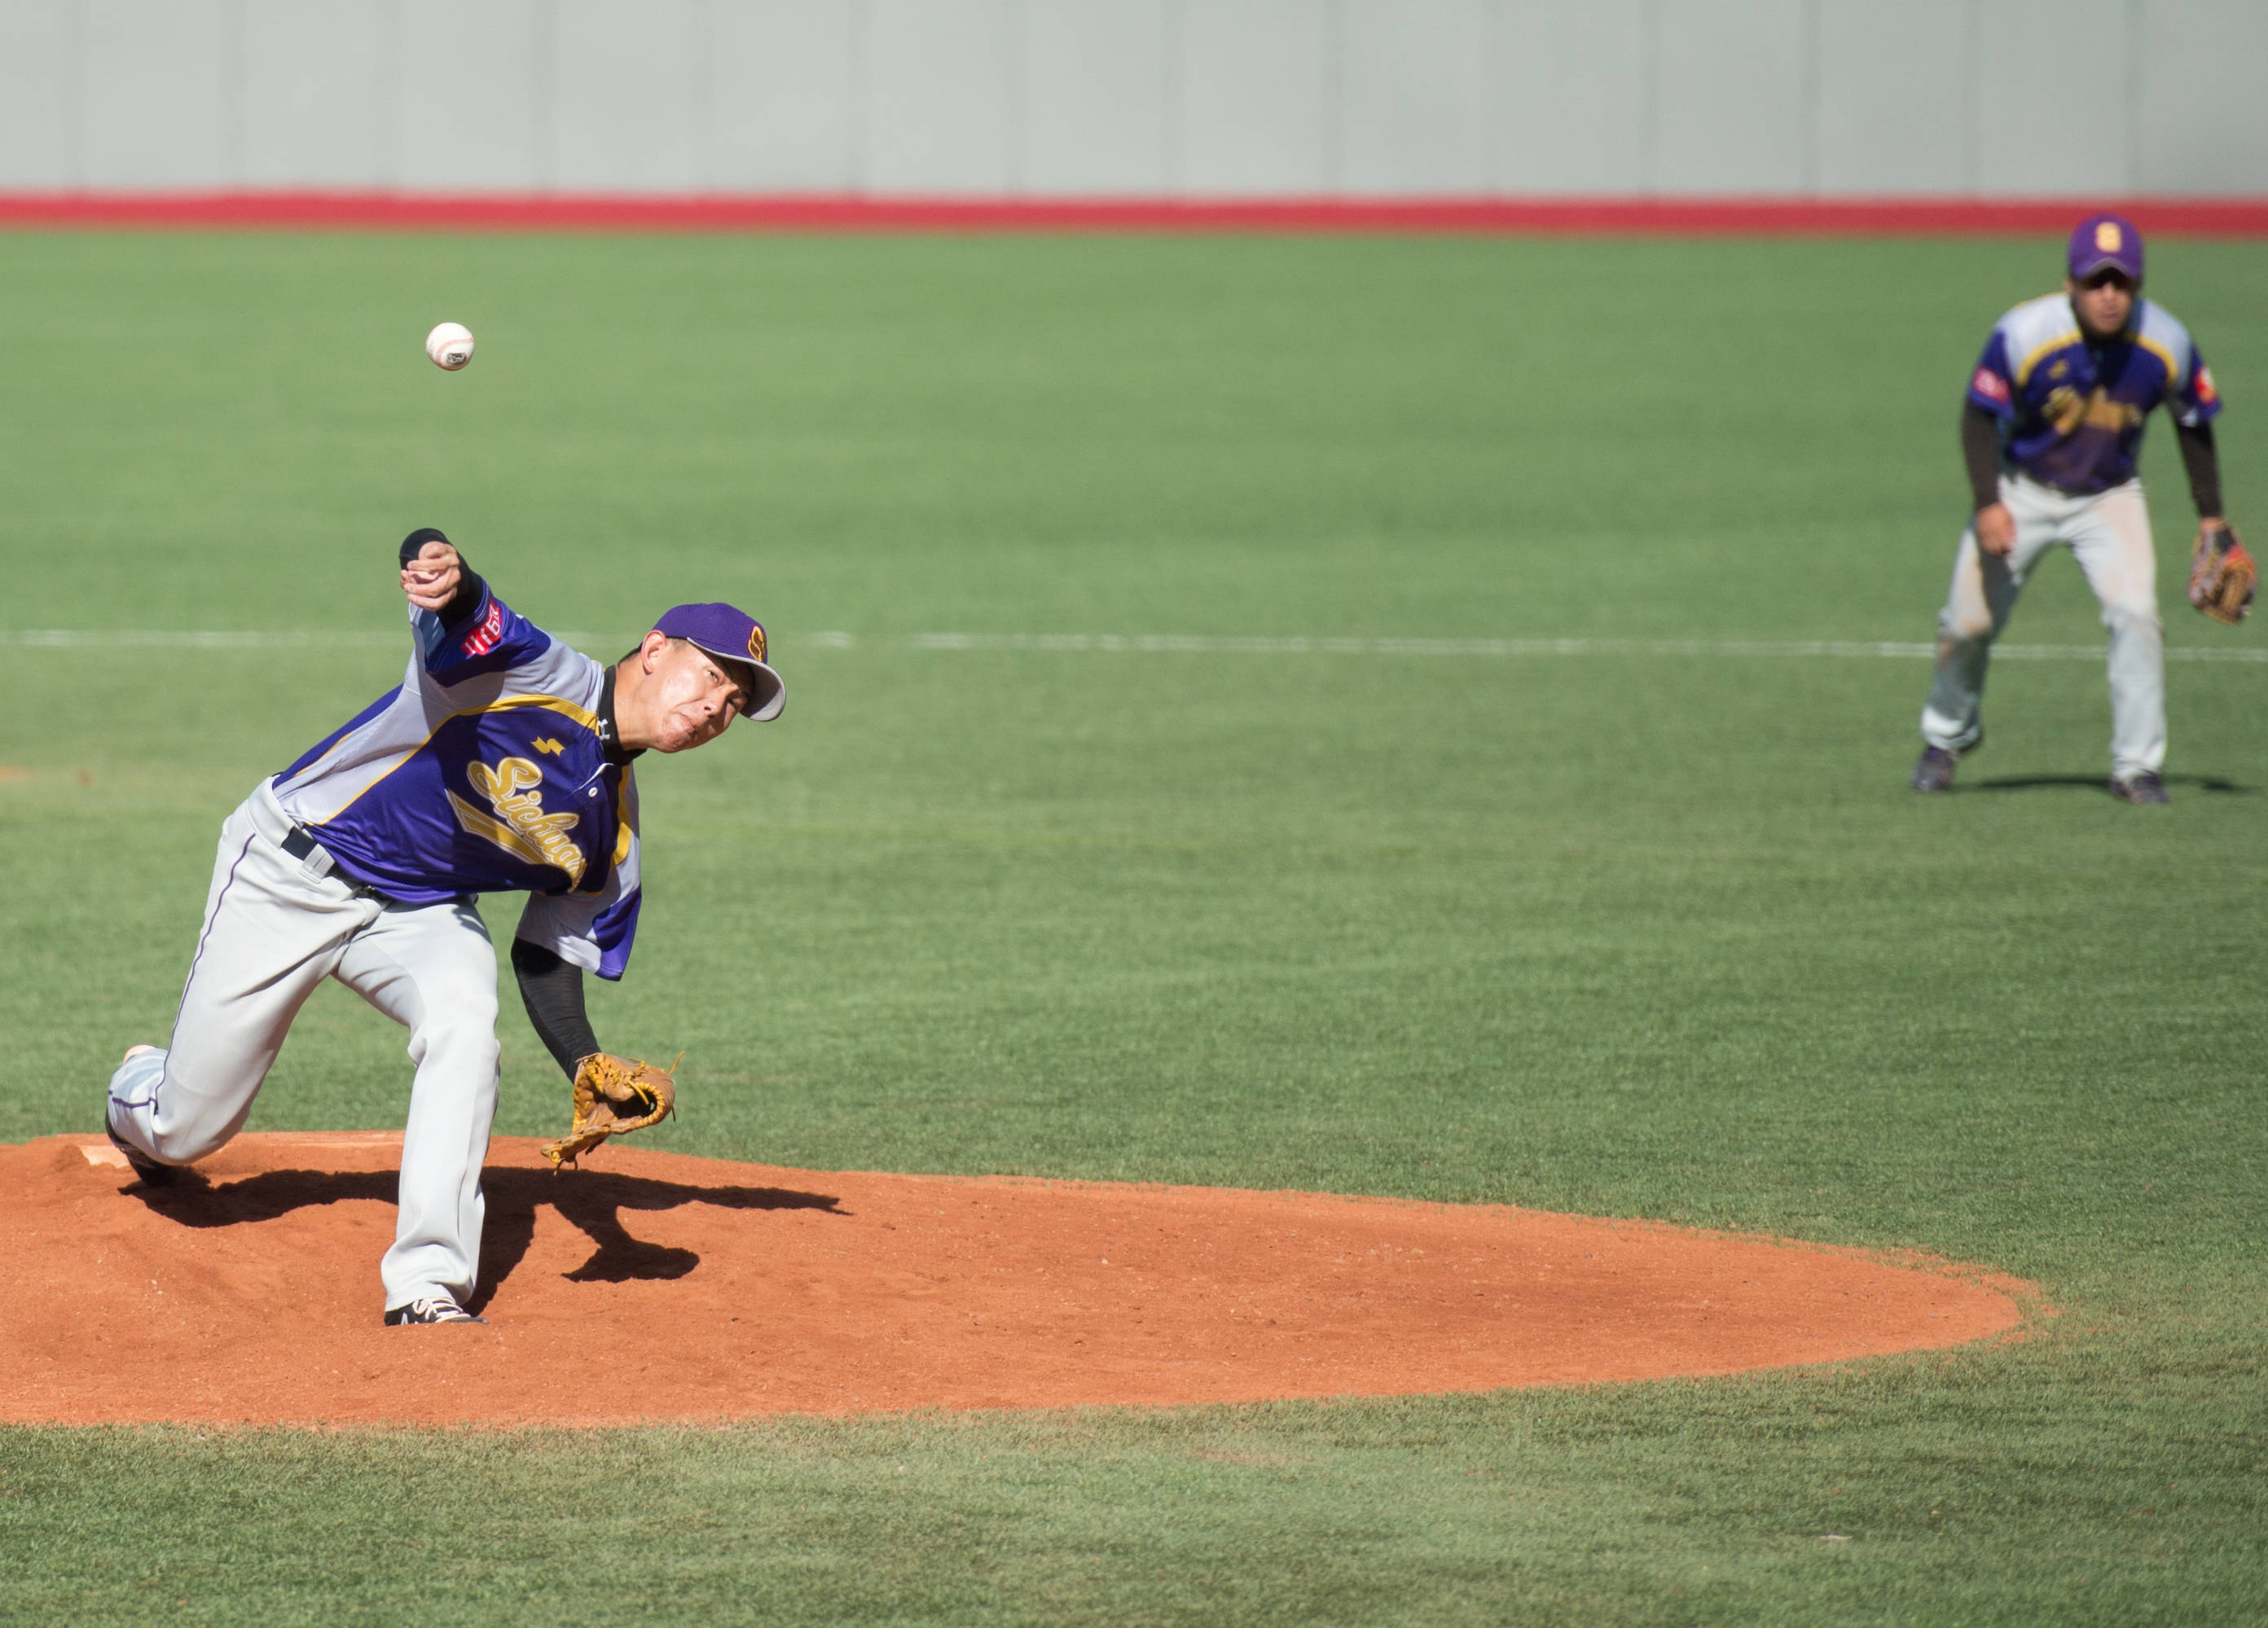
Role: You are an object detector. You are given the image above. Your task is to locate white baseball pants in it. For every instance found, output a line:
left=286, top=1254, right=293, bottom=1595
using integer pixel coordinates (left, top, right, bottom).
left=1920, top=474, right=2166, bottom=779
left=106, top=781, right=502, bottom=1314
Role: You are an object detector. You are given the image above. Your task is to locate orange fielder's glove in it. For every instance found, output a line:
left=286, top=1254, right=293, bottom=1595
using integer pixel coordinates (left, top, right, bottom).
left=2188, top=520, right=2257, bottom=625
left=541, top=1052, right=679, bottom=1169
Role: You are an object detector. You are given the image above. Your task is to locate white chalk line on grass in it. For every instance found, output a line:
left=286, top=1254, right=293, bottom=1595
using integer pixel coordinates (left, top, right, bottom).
left=894, top=631, right=2268, bottom=663
left=0, top=629, right=620, bottom=652
left=6, top=629, right=402, bottom=649
left=4, top=629, right=2264, bottom=664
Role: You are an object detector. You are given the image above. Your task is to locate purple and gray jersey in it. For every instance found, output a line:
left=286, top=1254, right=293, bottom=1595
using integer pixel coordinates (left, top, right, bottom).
left=270, top=582, right=643, bottom=979
left=1966, top=292, right=2221, bottom=495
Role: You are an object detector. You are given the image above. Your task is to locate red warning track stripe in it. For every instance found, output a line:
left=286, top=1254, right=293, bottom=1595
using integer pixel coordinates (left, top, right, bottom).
left=2, top=191, right=2266, bottom=235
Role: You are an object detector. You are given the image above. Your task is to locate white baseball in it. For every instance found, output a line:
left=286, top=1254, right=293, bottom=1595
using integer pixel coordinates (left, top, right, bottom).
left=424, top=322, right=475, bottom=371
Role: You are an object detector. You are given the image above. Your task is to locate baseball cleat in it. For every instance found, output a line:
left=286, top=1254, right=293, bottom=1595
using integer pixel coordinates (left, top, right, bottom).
left=103, top=1123, right=181, bottom=1187
left=1910, top=745, right=1961, bottom=792
left=105, top=1044, right=182, bottom=1187
left=384, top=1297, right=486, bottom=1326
left=2108, top=771, right=2171, bottom=805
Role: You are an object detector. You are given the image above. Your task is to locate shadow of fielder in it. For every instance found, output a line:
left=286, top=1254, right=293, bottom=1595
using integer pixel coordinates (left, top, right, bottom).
left=1966, top=773, right=2254, bottom=794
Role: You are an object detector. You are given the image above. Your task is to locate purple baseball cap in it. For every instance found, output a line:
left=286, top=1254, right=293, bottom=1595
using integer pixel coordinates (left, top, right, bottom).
left=653, top=602, right=785, bottom=722
left=2068, top=213, right=2143, bottom=283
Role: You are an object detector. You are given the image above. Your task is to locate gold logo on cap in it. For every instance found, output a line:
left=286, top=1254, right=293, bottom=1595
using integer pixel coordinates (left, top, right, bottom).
left=2096, top=222, right=2122, bottom=252
left=747, top=625, right=766, bottom=664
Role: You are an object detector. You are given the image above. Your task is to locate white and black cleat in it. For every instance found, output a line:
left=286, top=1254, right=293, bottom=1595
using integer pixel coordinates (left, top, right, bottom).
left=1910, top=745, right=1960, bottom=792
left=2109, top=770, right=2170, bottom=805
left=384, top=1297, right=486, bottom=1327
left=104, top=1124, right=183, bottom=1187
left=106, top=1045, right=183, bottom=1187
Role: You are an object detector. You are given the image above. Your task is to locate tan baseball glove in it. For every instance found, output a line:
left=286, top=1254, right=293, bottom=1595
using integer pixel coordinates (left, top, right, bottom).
left=2187, top=520, right=2257, bottom=625
left=541, top=1052, right=679, bottom=1169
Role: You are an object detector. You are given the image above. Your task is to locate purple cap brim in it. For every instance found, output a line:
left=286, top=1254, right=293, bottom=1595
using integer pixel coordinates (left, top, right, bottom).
left=681, top=644, right=785, bottom=723
left=652, top=601, right=785, bottom=724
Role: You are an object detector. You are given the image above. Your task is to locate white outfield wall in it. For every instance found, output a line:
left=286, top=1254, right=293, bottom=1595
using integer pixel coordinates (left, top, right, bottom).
left=0, top=0, right=2261, bottom=197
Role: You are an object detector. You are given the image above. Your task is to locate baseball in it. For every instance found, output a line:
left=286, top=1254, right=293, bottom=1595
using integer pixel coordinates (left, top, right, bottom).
left=424, top=322, right=475, bottom=371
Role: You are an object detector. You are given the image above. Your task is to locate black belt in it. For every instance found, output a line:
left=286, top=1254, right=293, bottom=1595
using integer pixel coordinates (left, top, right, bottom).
left=2013, top=471, right=2121, bottom=501
left=280, top=824, right=389, bottom=902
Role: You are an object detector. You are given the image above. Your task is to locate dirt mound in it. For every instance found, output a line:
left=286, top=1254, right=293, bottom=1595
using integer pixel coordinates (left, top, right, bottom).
left=4, top=1134, right=2028, bottom=1425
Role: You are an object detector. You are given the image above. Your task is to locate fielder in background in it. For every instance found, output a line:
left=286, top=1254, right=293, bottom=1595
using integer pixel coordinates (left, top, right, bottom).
left=104, top=531, right=784, bottom=1325
left=1913, top=212, right=2253, bottom=801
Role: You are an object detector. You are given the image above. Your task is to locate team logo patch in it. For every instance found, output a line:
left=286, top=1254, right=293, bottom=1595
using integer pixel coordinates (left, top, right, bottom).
left=461, top=599, right=504, bottom=658
left=747, top=624, right=767, bottom=664
left=448, top=756, right=585, bottom=884
left=2096, top=221, right=2123, bottom=252
left=1970, top=366, right=2011, bottom=406
left=2044, top=384, right=2143, bottom=437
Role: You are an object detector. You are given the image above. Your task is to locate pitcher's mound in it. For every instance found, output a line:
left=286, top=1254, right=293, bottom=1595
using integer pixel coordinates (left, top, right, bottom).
left=6, top=1134, right=2027, bottom=1426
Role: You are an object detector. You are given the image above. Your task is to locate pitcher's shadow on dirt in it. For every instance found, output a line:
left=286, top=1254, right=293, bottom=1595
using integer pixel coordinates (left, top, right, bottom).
left=129, top=1164, right=846, bottom=1310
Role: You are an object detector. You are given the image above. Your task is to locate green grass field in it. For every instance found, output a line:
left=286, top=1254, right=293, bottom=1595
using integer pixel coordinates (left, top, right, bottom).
left=2, top=230, right=2263, bottom=1626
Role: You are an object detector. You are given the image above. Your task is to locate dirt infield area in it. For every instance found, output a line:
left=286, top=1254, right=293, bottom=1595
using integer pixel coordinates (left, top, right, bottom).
left=4, top=1134, right=2030, bottom=1426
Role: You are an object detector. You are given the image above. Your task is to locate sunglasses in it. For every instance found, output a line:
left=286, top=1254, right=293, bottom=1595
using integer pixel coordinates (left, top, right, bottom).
left=2077, top=269, right=2136, bottom=292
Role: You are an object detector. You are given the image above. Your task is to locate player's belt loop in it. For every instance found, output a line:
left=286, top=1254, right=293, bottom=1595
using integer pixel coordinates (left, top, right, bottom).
left=280, top=823, right=339, bottom=881
left=279, top=823, right=389, bottom=902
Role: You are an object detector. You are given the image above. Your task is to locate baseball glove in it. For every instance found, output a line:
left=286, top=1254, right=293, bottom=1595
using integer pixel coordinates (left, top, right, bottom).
left=541, top=1052, right=679, bottom=1169
left=2187, top=520, right=2257, bottom=625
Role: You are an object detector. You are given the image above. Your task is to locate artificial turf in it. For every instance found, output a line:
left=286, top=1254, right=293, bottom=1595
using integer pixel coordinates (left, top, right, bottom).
left=1, top=230, right=2263, bottom=1626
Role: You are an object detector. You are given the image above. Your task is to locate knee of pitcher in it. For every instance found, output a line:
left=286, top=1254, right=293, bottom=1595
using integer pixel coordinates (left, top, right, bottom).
left=2101, top=599, right=2162, bottom=634
left=407, top=1010, right=503, bottom=1073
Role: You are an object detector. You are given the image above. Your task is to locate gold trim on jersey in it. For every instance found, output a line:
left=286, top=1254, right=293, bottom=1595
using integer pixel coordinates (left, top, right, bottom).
left=475, top=694, right=602, bottom=731
left=2012, top=328, right=2081, bottom=388
left=610, top=766, right=637, bottom=869
left=312, top=694, right=602, bottom=825
left=2013, top=330, right=2182, bottom=406
left=2128, top=332, right=2179, bottom=386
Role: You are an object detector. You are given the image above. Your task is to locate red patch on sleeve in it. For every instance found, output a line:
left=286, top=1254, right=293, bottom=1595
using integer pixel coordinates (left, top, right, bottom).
left=2195, top=365, right=2218, bottom=406
left=461, top=599, right=503, bottom=657
left=1970, top=367, right=2011, bottom=406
